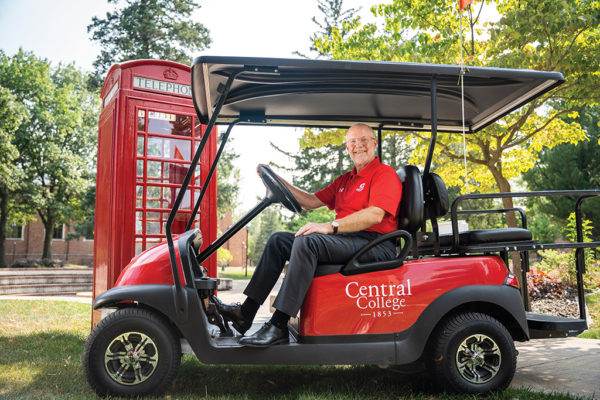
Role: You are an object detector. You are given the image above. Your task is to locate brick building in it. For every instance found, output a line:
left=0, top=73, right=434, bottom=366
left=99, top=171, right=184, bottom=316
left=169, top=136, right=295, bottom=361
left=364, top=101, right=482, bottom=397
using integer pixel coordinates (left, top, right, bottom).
left=4, top=216, right=93, bottom=266
left=217, top=211, right=248, bottom=267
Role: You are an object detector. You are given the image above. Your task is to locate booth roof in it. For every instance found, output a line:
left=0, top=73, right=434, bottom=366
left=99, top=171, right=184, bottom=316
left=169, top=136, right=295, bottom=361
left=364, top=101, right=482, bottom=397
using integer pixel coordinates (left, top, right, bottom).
left=191, top=56, right=564, bottom=133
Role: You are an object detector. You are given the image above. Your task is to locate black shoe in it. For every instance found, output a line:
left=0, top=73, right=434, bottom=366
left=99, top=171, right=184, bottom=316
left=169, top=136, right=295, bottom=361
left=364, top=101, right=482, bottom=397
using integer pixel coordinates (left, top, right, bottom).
left=213, top=298, right=252, bottom=335
left=238, top=322, right=289, bottom=347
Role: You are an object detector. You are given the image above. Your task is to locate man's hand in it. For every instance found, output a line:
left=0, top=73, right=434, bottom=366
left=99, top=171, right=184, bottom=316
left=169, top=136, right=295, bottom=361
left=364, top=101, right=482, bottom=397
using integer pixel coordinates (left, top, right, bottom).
left=295, top=222, right=333, bottom=237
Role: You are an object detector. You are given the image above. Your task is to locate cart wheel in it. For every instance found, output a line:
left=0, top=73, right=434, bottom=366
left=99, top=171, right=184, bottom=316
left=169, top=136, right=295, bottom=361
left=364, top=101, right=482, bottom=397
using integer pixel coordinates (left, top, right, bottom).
left=429, top=312, right=516, bottom=394
left=83, top=308, right=181, bottom=397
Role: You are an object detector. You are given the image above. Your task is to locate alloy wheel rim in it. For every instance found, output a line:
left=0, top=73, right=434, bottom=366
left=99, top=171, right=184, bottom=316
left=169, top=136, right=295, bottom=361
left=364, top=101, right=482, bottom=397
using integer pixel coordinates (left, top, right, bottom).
left=455, top=334, right=501, bottom=384
left=104, top=331, right=159, bottom=385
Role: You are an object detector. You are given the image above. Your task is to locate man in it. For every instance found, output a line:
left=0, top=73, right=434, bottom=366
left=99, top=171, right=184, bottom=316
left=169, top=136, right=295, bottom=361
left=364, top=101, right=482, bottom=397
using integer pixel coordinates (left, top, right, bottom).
left=217, top=123, right=402, bottom=347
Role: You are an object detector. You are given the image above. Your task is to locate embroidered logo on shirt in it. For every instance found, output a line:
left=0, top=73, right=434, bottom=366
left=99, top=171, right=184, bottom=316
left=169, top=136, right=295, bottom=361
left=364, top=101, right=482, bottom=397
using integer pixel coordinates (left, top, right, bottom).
left=356, top=183, right=366, bottom=192
left=339, top=187, right=344, bottom=193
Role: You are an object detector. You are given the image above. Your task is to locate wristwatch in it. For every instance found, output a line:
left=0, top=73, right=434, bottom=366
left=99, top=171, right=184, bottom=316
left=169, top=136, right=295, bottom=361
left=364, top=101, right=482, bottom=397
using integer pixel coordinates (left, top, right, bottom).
left=331, top=220, right=339, bottom=234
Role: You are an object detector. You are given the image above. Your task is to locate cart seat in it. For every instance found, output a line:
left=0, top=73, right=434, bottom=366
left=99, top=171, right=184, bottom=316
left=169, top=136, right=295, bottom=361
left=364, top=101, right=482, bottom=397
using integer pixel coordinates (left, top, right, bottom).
left=421, top=171, right=533, bottom=253
left=433, top=228, right=532, bottom=247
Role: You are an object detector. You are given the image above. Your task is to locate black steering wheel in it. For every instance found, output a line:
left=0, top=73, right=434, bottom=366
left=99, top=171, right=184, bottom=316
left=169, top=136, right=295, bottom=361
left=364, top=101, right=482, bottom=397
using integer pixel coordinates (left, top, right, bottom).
left=257, top=164, right=302, bottom=214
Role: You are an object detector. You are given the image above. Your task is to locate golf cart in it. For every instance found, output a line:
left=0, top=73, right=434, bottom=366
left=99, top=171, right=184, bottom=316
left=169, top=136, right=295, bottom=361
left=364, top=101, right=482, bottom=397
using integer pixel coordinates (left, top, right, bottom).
left=83, top=57, right=599, bottom=397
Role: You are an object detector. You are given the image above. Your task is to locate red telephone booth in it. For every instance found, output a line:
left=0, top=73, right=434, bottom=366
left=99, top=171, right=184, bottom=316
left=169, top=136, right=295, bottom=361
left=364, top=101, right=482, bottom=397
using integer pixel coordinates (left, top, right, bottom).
left=93, top=60, right=217, bottom=325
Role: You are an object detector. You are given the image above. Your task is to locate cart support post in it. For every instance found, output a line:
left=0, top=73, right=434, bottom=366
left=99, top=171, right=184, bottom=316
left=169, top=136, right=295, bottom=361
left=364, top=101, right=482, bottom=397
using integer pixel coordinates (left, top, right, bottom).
left=424, top=75, right=438, bottom=175
left=166, top=72, right=238, bottom=288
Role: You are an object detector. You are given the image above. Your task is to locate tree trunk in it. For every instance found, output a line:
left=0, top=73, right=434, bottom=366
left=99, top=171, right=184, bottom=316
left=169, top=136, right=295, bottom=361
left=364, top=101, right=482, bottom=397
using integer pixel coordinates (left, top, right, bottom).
left=489, top=166, right=527, bottom=301
left=42, top=215, right=55, bottom=260
left=0, top=186, right=7, bottom=268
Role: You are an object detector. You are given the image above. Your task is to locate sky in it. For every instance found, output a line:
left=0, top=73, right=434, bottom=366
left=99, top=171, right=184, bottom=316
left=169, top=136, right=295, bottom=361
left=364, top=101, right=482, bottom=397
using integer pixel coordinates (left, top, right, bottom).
left=0, top=0, right=381, bottom=211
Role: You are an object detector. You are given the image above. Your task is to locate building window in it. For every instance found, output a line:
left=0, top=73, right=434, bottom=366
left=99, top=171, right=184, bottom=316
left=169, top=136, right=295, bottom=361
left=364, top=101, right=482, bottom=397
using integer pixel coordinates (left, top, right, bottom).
left=53, top=224, right=64, bottom=240
left=6, top=224, right=23, bottom=239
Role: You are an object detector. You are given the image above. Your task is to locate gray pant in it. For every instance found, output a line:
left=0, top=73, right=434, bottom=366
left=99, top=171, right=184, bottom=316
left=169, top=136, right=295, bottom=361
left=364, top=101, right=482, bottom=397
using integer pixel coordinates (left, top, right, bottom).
left=244, top=231, right=397, bottom=317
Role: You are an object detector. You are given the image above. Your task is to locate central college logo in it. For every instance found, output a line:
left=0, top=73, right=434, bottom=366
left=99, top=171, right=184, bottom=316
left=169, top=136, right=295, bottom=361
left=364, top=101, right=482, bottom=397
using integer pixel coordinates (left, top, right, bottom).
left=345, top=280, right=413, bottom=318
left=356, top=183, right=366, bottom=192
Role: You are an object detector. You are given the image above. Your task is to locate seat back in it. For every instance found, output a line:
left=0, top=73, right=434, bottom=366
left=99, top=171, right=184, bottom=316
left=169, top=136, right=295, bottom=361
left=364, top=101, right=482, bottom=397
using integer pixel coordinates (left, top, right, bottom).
left=397, top=165, right=424, bottom=234
left=423, top=172, right=449, bottom=219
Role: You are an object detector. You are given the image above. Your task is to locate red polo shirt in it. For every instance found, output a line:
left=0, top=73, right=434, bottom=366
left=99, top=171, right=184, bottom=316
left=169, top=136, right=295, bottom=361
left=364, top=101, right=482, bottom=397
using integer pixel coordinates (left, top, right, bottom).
left=315, top=157, right=402, bottom=234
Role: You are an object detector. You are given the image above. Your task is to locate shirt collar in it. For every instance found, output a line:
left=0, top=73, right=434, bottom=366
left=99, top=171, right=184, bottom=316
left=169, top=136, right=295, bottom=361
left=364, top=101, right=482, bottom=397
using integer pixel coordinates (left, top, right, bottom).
left=351, top=157, right=381, bottom=177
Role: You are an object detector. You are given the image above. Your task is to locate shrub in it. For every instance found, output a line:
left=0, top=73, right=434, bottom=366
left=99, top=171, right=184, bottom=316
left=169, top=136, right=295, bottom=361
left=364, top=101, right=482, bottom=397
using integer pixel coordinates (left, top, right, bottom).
left=527, top=269, right=576, bottom=299
left=217, top=247, right=233, bottom=268
left=8, top=258, right=64, bottom=268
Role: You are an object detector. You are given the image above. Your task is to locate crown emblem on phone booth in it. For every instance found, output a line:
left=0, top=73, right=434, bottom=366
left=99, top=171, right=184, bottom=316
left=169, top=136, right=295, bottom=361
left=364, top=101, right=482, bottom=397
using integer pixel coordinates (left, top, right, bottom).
left=163, top=68, right=178, bottom=80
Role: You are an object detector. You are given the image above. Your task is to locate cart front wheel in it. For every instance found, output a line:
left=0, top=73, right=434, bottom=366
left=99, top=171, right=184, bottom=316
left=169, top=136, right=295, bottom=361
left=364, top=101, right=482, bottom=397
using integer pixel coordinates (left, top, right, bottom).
left=83, top=308, right=181, bottom=397
left=429, top=312, right=517, bottom=394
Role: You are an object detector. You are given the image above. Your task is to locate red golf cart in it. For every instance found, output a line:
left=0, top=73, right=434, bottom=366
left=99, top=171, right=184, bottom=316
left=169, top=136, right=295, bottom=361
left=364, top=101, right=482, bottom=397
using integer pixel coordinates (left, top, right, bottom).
left=83, top=57, right=599, bottom=396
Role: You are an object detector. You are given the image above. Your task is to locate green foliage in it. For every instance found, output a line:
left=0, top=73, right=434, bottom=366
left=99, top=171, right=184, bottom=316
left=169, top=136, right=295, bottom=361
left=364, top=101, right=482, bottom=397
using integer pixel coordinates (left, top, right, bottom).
left=0, top=49, right=100, bottom=259
left=0, top=85, right=28, bottom=267
left=271, top=137, right=351, bottom=193
left=87, top=0, right=211, bottom=85
left=524, top=202, right=561, bottom=243
left=523, top=106, right=600, bottom=237
left=287, top=207, right=336, bottom=233
left=248, top=206, right=285, bottom=265
left=310, top=0, right=600, bottom=227
left=217, top=247, right=233, bottom=267
left=217, top=133, right=241, bottom=218
left=533, top=212, right=600, bottom=291
left=297, top=0, right=361, bottom=58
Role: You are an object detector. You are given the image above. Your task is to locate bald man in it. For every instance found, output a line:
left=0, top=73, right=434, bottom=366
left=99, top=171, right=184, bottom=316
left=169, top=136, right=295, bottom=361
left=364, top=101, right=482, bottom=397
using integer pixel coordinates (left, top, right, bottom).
left=216, top=124, right=403, bottom=347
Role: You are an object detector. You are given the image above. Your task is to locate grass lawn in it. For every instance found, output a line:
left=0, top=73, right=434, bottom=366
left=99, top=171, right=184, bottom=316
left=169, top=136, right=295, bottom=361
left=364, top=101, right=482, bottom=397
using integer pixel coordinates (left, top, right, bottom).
left=580, top=290, right=600, bottom=339
left=218, top=265, right=255, bottom=280
left=0, top=298, right=595, bottom=400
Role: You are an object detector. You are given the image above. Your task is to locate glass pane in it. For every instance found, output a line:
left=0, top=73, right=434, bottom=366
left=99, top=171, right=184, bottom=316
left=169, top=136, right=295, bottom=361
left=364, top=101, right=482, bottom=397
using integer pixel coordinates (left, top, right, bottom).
left=147, top=137, right=164, bottom=157
left=135, top=238, right=143, bottom=255
left=136, top=185, right=144, bottom=208
left=194, top=121, right=203, bottom=137
left=136, top=212, right=143, bottom=234
left=137, top=110, right=145, bottom=131
left=136, top=160, right=144, bottom=178
left=148, top=112, right=192, bottom=136
left=146, top=136, right=191, bottom=162
left=147, top=161, right=167, bottom=180
left=137, top=136, right=145, bottom=155
left=146, top=238, right=162, bottom=250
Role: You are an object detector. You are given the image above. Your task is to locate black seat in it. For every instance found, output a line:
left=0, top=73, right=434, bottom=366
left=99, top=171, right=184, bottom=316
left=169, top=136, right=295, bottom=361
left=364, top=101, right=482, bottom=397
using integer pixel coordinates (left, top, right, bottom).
left=420, top=171, right=533, bottom=254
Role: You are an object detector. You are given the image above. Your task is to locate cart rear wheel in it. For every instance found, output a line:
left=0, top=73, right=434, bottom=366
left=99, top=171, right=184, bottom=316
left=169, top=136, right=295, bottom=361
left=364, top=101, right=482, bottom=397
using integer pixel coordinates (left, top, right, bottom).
left=83, top=308, right=181, bottom=397
left=429, top=312, right=516, bottom=394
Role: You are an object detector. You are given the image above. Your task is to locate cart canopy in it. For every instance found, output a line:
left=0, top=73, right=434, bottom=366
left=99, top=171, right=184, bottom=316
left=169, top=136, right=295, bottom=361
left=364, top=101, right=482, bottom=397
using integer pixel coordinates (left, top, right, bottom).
left=191, top=56, right=564, bottom=133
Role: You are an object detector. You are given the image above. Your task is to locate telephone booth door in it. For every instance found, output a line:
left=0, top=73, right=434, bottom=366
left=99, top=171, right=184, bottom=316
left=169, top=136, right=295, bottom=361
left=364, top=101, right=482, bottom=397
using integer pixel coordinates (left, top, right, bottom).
left=94, top=60, right=217, bottom=326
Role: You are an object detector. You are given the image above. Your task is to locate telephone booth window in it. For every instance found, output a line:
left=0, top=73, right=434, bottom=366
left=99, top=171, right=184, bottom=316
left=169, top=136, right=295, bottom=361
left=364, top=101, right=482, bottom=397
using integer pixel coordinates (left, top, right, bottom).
left=135, top=108, right=203, bottom=254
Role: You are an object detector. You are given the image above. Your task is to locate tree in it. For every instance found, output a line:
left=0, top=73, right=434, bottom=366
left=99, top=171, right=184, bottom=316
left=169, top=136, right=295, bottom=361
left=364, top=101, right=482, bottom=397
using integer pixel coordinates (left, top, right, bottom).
left=296, top=0, right=361, bottom=58
left=523, top=106, right=600, bottom=238
left=0, top=49, right=101, bottom=260
left=248, top=206, right=284, bottom=265
left=311, top=0, right=599, bottom=231
left=0, top=86, right=28, bottom=267
left=88, top=0, right=211, bottom=85
left=217, top=133, right=241, bottom=219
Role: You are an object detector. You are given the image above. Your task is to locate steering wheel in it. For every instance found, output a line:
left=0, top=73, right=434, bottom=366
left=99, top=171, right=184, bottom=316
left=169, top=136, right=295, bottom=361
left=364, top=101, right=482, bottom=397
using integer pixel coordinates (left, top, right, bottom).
left=257, top=164, right=302, bottom=214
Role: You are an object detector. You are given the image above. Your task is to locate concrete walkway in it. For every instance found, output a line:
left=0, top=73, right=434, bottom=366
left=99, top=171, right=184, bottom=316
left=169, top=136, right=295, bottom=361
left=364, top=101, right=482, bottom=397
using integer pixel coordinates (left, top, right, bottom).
left=1, top=277, right=598, bottom=398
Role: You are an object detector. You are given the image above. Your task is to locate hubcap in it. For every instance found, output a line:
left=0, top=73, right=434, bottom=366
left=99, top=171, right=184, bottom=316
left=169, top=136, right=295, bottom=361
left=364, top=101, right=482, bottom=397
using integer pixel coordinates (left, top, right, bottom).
left=104, top=332, right=158, bottom=385
left=455, top=334, right=501, bottom=384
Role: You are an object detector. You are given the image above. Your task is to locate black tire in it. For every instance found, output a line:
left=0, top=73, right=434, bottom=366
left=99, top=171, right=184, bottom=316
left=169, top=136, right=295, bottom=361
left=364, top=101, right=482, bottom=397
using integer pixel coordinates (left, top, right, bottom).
left=428, top=312, right=517, bottom=394
left=82, top=308, right=181, bottom=397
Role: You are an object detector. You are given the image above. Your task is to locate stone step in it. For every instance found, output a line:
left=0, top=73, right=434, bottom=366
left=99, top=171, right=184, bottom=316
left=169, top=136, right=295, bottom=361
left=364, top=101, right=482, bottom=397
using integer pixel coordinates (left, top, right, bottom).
left=0, top=268, right=93, bottom=295
left=0, top=283, right=92, bottom=295
left=0, top=275, right=92, bottom=286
